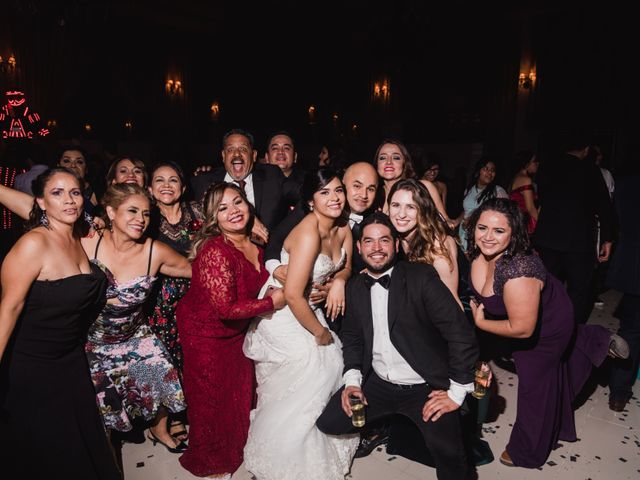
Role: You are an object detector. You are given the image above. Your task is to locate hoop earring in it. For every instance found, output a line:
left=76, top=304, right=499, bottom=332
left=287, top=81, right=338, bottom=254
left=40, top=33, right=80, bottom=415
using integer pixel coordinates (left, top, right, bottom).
left=40, top=211, right=49, bottom=228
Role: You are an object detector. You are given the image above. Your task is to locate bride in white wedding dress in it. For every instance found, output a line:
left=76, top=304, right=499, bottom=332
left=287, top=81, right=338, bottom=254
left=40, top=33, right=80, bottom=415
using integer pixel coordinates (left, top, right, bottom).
left=243, top=169, right=359, bottom=480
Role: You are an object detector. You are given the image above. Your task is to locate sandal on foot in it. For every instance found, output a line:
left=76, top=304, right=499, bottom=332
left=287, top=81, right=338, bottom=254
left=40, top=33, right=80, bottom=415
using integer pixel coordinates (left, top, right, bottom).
left=499, top=450, right=515, bottom=467
left=170, top=420, right=189, bottom=441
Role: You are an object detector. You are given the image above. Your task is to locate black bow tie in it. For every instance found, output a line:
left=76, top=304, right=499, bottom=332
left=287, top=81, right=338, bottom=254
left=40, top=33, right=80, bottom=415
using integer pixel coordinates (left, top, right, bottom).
left=364, top=274, right=391, bottom=290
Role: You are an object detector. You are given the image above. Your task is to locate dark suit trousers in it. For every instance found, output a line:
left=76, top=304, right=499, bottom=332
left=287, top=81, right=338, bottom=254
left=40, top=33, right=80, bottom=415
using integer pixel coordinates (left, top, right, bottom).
left=535, top=246, right=595, bottom=324
left=316, top=373, right=469, bottom=480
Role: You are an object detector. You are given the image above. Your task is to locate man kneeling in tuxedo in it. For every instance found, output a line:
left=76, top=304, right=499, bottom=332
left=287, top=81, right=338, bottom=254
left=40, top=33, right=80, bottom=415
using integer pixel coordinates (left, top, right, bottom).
left=316, top=212, right=479, bottom=480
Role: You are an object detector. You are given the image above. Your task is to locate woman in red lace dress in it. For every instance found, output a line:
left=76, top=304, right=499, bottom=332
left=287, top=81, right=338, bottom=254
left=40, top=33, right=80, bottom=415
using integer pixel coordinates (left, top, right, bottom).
left=176, top=182, right=285, bottom=479
left=509, top=150, right=539, bottom=235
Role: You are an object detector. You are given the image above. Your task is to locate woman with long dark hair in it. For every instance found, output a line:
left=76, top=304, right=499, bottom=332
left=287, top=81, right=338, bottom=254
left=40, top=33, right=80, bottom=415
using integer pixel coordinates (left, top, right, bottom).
left=467, top=198, right=627, bottom=468
left=243, top=168, right=359, bottom=480
left=457, top=157, right=508, bottom=251
left=0, top=167, right=120, bottom=479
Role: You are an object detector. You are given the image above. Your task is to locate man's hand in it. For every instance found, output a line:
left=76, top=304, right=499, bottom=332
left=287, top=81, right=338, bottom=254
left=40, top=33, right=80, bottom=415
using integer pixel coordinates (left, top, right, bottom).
left=598, top=241, right=612, bottom=262
left=422, top=390, right=460, bottom=422
left=341, top=386, right=367, bottom=417
left=192, top=165, right=213, bottom=176
left=251, top=218, right=269, bottom=245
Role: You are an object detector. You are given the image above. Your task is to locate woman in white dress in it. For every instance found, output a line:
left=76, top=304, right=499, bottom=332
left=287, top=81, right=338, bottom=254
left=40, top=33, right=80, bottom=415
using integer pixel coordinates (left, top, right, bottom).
left=243, top=168, right=359, bottom=480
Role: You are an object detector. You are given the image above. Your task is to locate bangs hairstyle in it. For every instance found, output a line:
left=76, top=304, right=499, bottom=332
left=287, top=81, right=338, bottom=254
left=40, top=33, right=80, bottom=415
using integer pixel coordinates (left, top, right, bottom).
left=106, top=156, right=148, bottom=188
left=464, top=198, right=531, bottom=260
left=373, top=139, right=416, bottom=180
left=188, top=182, right=255, bottom=261
left=388, top=179, right=454, bottom=270
left=301, top=167, right=342, bottom=213
left=26, top=167, right=89, bottom=236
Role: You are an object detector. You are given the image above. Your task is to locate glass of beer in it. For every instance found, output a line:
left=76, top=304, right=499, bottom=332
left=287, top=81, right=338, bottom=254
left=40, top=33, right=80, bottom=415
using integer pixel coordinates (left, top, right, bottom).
left=349, top=394, right=366, bottom=427
left=472, top=361, right=490, bottom=399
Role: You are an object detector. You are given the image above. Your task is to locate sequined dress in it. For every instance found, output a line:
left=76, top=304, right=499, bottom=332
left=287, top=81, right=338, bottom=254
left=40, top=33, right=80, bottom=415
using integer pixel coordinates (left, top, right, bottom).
left=176, top=235, right=273, bottom=477
left=85, top=237, right=186, bottom=431
left=471, top=253, right=612, bottom=468
left=243, top=248, right=359, bottom=480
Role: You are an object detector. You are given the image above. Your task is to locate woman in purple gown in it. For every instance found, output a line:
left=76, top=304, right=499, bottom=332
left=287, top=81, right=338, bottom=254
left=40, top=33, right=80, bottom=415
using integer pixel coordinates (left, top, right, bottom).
left=466, top=198, right=627, bottom=468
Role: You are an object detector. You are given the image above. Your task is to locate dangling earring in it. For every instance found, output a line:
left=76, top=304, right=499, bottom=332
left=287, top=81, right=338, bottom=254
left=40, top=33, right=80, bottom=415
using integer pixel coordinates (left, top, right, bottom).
left=83, top=211, right=97, bottom=230
left=40, top=211, right=49, bottom=228
left=308, top=203, right=314, bottom=211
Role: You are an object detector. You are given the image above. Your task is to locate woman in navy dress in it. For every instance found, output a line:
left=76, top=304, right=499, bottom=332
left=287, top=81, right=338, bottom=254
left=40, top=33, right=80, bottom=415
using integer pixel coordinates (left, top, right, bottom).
left=466, top=198, right=626, bottom=468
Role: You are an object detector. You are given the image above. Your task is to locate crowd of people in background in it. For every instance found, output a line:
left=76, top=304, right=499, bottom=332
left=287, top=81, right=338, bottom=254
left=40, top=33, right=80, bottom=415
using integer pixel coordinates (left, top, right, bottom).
left=0, top=128, right=637, bottom=480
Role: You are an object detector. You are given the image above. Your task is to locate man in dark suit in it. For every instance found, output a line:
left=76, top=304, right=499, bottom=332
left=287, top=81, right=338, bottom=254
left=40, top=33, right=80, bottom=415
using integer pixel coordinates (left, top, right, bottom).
left=190, top=128, right=299, bottom=242
left=533, top=133, right=613, bottom=324
left=316, top=213, right=478, bottom=480
left=264, top=130, right=306, bottom=187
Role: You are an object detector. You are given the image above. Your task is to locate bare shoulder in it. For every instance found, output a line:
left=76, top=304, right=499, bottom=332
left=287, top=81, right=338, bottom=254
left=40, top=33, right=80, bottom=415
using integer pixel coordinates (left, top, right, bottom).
left=3, top=229, right=47, bottom=273
left=14, top=228, right=49, bottom=255
left=512, top=173, right=533, bottom=189
left=285, top=213, right=321, bottom=249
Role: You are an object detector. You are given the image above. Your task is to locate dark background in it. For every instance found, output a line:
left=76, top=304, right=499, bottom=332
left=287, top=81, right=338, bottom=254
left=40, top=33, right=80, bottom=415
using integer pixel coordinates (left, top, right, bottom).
left=0, top=1, right=636, bottom=175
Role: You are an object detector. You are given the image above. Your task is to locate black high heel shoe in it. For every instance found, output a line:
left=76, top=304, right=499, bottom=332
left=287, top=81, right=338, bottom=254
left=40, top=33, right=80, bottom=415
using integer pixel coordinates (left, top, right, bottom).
left=147, top=429, right=188, bottom=454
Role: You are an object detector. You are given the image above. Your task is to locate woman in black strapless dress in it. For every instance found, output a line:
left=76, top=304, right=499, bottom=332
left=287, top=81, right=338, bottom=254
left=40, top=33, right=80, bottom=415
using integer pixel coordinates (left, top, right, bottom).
left=0, top=167, right=120, bottom=480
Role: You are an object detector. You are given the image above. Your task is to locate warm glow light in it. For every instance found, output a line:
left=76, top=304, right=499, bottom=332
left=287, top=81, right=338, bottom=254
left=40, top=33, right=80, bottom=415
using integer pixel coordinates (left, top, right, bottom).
left=124, top=120, right=133, bottom=131
left=332, top=113, right=339, bottom=124
left=518, top=69, right=536, bottom=89
left=308, top=104, right=316, bottom=125
left=372, top=76, right=391, bottom=105
left=166, top=78, right=183, bottom=96
left=84, top=123, right=92, bottom=132
left=210, top=101, right=220, bottom=121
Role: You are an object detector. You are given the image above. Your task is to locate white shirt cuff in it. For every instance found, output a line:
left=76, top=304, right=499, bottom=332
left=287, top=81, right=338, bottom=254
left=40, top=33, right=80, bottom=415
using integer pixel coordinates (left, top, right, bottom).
left=342, top=369, right=362, bottom=388
left=265, top=259, right=281, bottom=276
left=447, top=379, right=474, bottom=406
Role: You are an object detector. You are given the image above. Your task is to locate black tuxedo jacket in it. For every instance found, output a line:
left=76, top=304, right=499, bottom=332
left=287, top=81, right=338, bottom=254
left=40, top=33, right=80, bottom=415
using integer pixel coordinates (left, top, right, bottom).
left=341, top=261, right=478, bottom=389
left=190, top=163, right=300, bottom=230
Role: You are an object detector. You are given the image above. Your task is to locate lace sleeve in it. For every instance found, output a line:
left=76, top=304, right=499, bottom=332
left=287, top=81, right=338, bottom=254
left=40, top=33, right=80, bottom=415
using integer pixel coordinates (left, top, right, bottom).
left=494, top=253, right=546, bottom=296
left=197, top=241, right=273, bottom=320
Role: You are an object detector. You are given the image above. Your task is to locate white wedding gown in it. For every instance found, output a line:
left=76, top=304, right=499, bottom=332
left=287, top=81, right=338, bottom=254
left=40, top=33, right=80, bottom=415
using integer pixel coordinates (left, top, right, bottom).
left=243, top=248, right=358, bottom=480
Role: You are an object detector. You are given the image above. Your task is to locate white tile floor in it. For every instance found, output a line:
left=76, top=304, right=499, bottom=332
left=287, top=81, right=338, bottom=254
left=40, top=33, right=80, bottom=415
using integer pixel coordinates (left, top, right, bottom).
left=123, top=289, right=640, bottom=479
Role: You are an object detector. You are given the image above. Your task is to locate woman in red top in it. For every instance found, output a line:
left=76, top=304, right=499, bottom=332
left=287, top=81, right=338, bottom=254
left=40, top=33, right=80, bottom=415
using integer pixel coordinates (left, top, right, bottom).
left=509, top=150, right=539, bottom=235
left=176, top=182, right=285, bottom=479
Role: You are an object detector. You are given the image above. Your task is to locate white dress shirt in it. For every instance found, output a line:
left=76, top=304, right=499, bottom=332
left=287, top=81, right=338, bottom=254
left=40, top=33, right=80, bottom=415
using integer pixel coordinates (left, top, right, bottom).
left=224, top=172, right=255, bottom=206
left=348, top=212, right=364, bottom=229
left=343, top=267, right=473, bottom=406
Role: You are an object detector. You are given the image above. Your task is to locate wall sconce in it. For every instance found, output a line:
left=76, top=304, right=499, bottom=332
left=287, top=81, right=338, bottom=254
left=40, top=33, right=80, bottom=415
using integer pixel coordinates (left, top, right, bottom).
left=84, top=123, right=92, bottom=133
left=332, top=112, right=339, bottom=126
left=47, top=119, right=57, bottom=128
left=124, top=120, right=133, bottom=133
left=308, top=104, right=316, bottom=125
left=518, top=70, right=536, bottom=90
left=210, top=101, right=220, bottom=121
left=372, top=77, right=391, bottom=104
left=165, top=79, right=182, bottom=96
